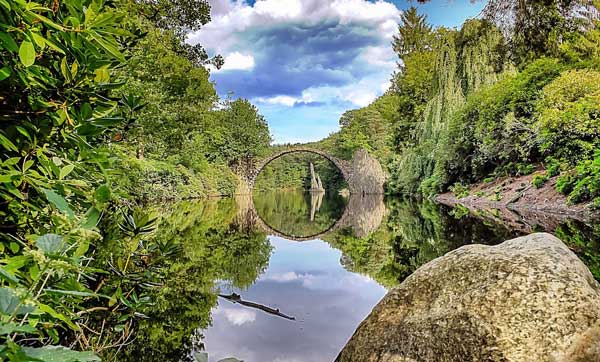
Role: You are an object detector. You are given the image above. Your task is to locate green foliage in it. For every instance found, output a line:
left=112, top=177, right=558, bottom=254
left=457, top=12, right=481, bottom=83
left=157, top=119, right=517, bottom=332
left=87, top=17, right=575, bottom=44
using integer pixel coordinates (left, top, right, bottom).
left=318, top=94, right=399, bottom=161
left=554, top=220, right=600, bottom=279
left=385, top=2, right=600, bottom=202
left=555, top=151, right=600, bottom=204
left=0, top=0, right=145, bottom=359
left=253, top=152, right=346, bottom=192
left=449, top=183, right=469, bottom=199
left=211, top=98, right=272, bottom=164
left=98, top=199, right=271, bottom=361
left=116, top=27, right=271, bottom=200
left=113, top=148, right=238, bottom=200
left=532, top=174, right=548, bottom=189
left=536, top=69, right=600, bottom=163
left=0, top=0, right=270, bottom=359
left=392, top=6, right=434, bottom=59
left=480, top=0, right=594, bottom=65
left=253, top=190, right=347, bottom=237
left=387, top=18, right=510, bottom=195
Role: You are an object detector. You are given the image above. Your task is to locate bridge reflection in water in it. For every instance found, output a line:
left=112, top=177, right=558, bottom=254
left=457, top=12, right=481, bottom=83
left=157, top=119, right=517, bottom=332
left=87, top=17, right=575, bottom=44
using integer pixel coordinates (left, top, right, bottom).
left=235, top=192, right=386, bottom=241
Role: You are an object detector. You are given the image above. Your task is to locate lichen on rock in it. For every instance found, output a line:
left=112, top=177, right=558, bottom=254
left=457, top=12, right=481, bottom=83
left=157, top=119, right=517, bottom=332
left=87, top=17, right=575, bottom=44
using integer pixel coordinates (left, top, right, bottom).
left=336, top=233, right=600, bottom=362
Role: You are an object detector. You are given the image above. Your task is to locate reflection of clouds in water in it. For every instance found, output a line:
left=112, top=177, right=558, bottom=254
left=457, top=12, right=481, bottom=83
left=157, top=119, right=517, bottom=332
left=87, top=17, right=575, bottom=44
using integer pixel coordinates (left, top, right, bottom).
left=214, top=307, right=256, bottom=326
left=203, top=239, right=386, bottom=362
left=264, top=271, right=305, bottom=282
left=300, top=272, right=374, bottom=290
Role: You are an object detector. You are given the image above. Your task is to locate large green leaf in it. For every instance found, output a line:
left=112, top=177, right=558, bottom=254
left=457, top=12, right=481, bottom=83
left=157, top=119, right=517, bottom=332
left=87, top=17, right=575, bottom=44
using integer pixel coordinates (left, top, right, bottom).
left=0, top=0, right=10, bottom=12
left=0, top=32, right=18, bottom=52
left=42, top=189, right=75, bottom=219
left=18, top=40, right=36, bottom=67
left=0, top=287, right=35, bottom=315
left=81, top=207, right=101, bottom=230
left=36, top=234, right=67, bottom=255
left=21, top=346, right=100, bottom=362
left=0, top=66, right=11, bottom=81
left=0, top=132, right=18, bottom=152
left=37, top=304, right=78, bottom=331
left=0, top=322, right=36, bottom=335
left=0, top=266, right=19, bottom=284
left=59, top=164, right=75, bottom=180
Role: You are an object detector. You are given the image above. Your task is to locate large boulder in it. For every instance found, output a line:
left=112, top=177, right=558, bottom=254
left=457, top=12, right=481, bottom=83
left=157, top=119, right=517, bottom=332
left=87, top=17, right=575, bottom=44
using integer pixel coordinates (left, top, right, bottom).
left=336, top=233, right=600, bottom=362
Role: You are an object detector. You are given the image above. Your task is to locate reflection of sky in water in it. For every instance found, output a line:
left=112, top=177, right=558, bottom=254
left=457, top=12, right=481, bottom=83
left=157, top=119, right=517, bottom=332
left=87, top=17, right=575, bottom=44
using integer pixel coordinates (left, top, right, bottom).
left=202, top=236, right=387, bottom=362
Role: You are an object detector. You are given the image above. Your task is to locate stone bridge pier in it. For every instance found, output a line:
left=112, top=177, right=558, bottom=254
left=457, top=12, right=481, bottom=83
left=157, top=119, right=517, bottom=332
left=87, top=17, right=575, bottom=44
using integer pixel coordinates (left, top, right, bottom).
left=237, top=147, right=385, bottom=195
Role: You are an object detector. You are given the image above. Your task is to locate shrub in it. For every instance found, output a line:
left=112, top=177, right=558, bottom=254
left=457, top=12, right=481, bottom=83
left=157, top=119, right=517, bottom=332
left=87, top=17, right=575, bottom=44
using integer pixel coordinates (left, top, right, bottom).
left=536, top=69, right=600, bottom=164
left=556, top=150, right=600, bottom=204
left=449, top=183, right=470, bottom=198
left=532, top=174, right=548, bottom=188
left=545, top=157, right=562, bottom=177
left=557, top=174, right=576, bottom=195
left=517, top=163, right=536, bottom=176
left=419, top=175, right=444, bottom=196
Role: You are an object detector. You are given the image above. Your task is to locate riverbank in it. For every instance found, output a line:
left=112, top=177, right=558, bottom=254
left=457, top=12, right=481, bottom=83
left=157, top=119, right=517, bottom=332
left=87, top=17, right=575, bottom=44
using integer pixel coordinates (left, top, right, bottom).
left=436, top=172, right=598, bottom=219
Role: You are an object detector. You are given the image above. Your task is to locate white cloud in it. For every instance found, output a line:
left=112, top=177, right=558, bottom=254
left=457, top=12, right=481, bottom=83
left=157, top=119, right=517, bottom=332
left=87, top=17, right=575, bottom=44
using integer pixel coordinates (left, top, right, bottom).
left=217, top=51, right=256, bottom=72
left=344, top=91, right=378, bottom=107
left=254, top=91, right=316, bottom=107
left=256, top=96, right=299, bottom=107
left=192, top=0, right=401, bottom=53
left=266, top=271, right=301, bottom=282
left=380, top=81, right=392, bottom=93
left=362, top=46, right=397, bottom=68
left=215, top=307, right=256, bottom=326
left=263, top=271, right=318, bottom=283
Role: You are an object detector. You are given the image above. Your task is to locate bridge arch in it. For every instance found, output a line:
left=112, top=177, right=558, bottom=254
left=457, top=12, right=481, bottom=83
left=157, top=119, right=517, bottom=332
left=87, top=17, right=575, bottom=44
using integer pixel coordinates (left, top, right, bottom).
left=251, top=197, right=350, bottom=242
left=247, top=147, right=352, bottom=190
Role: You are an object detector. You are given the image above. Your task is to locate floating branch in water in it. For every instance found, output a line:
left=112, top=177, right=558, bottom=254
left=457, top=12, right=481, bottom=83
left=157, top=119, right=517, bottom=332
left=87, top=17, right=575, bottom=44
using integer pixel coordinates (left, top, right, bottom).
left=218, top=293, right=296, bottom=321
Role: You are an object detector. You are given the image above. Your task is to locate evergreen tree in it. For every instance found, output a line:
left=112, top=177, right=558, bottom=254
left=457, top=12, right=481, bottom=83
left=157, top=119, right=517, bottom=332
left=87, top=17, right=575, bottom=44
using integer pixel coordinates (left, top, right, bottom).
left=392, top=7, right=434, bottom=60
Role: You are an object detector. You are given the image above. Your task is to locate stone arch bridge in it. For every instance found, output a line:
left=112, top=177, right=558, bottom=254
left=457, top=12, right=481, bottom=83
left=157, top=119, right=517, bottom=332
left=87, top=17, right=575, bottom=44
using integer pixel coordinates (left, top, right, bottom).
left=238, top=147, right=386, bottom=195
left=234, top=193, right=387, bottom=242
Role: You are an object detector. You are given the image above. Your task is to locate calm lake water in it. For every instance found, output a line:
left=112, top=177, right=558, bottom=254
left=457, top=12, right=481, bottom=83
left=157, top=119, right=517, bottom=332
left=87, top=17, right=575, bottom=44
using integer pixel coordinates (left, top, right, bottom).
left=111, top=190, right=600, bottom=362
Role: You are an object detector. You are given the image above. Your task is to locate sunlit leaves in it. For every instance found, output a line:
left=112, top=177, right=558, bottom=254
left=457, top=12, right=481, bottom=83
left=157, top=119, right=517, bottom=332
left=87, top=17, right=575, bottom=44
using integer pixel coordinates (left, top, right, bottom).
left=18, top=40, right=36, bottom=67
left=0, top=32, right=18, bottom=52
left=0, top=66, right=11, bottom=81
left=42, top=189, right=75, bottom=219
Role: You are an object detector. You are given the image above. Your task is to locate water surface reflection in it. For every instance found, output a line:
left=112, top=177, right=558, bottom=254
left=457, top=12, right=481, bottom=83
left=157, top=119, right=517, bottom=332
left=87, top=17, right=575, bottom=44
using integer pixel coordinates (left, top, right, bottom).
left=104, top=193, right=600, bottom=361
left=203, top=237, right=386, bottom=362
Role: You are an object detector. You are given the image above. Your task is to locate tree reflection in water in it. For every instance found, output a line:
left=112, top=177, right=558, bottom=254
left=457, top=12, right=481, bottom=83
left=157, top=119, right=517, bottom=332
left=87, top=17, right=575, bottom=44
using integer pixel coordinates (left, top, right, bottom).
left=98, top=194, right=600, bottom=361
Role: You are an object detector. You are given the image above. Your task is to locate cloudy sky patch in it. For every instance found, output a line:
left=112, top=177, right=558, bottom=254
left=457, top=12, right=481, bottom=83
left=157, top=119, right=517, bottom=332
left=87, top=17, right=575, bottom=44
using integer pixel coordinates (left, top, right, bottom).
left=190, top=0, right=484, bottom=144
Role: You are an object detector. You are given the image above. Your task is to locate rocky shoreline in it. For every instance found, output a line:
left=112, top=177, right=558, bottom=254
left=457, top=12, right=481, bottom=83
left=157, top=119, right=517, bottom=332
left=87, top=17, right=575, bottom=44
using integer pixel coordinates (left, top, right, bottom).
left=436, top=173, right=597, bottom=220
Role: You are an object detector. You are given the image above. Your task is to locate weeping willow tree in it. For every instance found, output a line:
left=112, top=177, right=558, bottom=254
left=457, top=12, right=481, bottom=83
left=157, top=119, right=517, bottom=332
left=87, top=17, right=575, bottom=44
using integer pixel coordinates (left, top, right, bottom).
left=388, top=18, right=511, bottom=195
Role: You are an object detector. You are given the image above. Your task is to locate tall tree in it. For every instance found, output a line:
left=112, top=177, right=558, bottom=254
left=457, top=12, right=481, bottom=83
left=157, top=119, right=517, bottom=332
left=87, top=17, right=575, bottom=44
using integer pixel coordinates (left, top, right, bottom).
left=416, top=0, right=598, bottom=65
left=391, top=8, right=437, bottom=150
left=392, top=7, right=434, bottom=60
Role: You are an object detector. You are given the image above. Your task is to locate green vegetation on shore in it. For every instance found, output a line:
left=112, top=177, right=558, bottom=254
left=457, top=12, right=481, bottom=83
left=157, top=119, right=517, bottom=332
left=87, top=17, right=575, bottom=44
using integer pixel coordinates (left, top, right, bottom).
left=0, top=0, right=270, bottom=360
left=311, top=2, right=600, bottom=208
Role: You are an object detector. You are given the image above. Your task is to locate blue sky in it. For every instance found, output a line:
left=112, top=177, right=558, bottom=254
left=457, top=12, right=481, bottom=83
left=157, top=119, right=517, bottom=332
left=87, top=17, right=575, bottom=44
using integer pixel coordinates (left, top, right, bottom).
left=189, top=0, right=485, bottom=144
